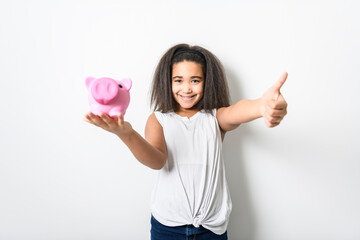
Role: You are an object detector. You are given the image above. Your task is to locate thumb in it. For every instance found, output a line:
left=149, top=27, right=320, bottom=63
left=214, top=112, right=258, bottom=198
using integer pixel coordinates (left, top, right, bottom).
left=272, top=72, right=288, bottom=100
left=118, top=114, right=124, bottom=125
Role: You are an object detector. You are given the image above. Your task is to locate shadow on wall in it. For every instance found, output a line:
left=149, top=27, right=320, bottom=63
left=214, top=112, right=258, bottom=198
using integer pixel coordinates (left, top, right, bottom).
left=223, top=68, right=256, bottom=240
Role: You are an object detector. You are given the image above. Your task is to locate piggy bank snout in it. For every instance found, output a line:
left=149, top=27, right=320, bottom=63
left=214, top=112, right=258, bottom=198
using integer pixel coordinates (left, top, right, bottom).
left=91, top=79, right=120, bottom=105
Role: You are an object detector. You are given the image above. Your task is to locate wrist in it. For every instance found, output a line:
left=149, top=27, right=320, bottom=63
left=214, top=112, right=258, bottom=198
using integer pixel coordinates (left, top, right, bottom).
left=117, top=128, right=135, bottom=142
left=255, top=98, right=265, bottom=118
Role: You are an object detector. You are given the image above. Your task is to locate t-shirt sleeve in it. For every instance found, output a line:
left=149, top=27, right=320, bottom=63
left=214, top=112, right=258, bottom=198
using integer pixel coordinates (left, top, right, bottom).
left=212, top=108, right=217, bottom=116
left=154, top=112, right=164, bottom=126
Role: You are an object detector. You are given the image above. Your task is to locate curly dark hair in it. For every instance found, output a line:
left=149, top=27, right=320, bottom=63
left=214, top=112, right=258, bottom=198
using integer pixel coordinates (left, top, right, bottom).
left=150, top=43, right=230, bottom=113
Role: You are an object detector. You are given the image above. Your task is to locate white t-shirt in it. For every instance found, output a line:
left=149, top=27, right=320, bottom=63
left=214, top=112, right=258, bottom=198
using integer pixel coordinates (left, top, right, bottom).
left=150, top=109, right=232, bottom=235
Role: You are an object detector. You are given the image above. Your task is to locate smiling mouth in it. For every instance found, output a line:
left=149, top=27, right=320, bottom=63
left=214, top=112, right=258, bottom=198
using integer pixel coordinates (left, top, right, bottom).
left=179, top=95, right=196, bottom=101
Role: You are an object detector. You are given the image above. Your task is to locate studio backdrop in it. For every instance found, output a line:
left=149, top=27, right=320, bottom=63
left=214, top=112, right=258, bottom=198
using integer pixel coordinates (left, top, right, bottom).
left=0, top=0, right=359, bottom=239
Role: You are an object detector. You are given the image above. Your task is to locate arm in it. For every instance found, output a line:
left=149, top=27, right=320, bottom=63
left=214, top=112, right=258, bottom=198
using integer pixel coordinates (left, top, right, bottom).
left=84, top=112, right=167, bottom=170
left=217, top=72, right=288, bottom=132
left=217, top=99, right=262, bottom=131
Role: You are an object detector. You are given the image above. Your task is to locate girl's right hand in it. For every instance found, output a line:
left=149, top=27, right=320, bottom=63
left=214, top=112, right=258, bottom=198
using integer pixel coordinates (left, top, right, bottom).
left=84, top=112, right=133, bottom=137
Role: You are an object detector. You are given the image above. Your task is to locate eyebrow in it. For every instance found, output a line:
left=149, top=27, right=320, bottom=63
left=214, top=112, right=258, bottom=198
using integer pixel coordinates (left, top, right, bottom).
left=172, top=76, right=203, bottom=79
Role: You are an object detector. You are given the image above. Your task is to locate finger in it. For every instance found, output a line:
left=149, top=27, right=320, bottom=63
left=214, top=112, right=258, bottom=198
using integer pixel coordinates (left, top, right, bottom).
left=268, top=109, right=286, bottom=118
left=268, top=99, right=284, bottom=110
left=272, top=72, right=288, bottom=100
left=85, top=112, right=97, bottom=124
left=88, top=113, right=106, bottom=126
left=84, top=116, right=92, bottom=123
left=264, top=118, right=276, bottom=128
left=269, top=95, right=287, bottom=110
left=271, top=102, right=287, bottom=111
left=99, top=113, right=114, bottom=125
left=270, top=118, right=281, bottom=124
left=275, top=97, right=287, bottom=111
left=265, top=118, right=280, bottom=128
left=118, top=114, right=124, bottom=125
left=84, top=111, right=94, bottom=119
left=264, top=110, right=283, bottom=123
left=84, top=112, right=91, bottom=120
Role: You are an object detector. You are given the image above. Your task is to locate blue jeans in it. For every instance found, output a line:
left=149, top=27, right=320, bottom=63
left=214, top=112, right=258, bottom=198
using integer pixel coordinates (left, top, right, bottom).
left=150, top=215, right=228, bottom=240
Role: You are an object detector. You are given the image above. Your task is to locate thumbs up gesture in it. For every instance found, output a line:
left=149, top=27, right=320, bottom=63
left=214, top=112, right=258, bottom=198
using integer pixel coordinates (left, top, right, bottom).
left=260, top=72, right=288, bottom=128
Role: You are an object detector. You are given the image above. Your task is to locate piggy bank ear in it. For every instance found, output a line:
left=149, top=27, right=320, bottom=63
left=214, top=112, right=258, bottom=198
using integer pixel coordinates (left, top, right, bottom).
left=118, top=78, right=132, bottom=91
left=86, top=76, right=96, bottom=89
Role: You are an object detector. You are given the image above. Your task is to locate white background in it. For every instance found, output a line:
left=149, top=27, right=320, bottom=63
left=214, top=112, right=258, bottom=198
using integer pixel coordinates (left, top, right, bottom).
left=1, top=0, right=359, bottom=239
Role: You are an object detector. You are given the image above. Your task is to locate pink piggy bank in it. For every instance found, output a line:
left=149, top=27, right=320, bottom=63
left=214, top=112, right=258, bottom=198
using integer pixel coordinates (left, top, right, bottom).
left=86, top=77, right=132, bottom=118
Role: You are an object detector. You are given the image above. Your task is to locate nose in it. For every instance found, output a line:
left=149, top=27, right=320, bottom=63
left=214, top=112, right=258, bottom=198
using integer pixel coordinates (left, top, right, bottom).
left=182, top=82, right=192, bottom=93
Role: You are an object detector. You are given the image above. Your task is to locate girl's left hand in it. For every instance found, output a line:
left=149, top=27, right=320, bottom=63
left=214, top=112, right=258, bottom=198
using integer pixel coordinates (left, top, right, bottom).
left=259, top=72, right=288, bottom=128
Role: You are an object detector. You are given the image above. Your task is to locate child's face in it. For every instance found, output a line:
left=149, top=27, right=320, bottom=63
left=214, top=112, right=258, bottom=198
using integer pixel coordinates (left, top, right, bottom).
left=172, top=61, right=204, bottom=112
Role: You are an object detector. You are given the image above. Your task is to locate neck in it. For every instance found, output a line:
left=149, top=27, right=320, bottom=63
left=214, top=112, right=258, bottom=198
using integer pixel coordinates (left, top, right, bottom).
left=175, top=107, right=199, bottom=118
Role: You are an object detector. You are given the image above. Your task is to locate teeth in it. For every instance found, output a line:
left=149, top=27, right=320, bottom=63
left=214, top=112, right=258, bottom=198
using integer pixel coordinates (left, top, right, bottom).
left=180, top=95, right=194, bottom=100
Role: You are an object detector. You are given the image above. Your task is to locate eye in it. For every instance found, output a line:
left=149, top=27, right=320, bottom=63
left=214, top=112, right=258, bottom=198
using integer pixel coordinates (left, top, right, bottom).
left=192, top=80, right=200, bottom=83
left=118, top=84, right=123, bottom=88
left=174, top=80, right=182, bottom=83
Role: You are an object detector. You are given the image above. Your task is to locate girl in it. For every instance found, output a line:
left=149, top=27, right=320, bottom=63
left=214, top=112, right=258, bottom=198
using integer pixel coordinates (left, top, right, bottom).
left=84, top=43, right=288, bottom=239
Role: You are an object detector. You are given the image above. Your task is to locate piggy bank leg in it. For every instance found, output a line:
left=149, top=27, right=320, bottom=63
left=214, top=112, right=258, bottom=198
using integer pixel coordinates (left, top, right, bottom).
left=109, top=107, right=124, bottom=121
left=90, top=110, right=101, bottom=116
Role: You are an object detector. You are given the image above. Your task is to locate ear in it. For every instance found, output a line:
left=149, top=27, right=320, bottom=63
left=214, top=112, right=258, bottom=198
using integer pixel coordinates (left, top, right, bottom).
left=118, top=78, right=132, bottom=91
left=85, top=76, right=96, bottom=89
